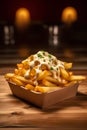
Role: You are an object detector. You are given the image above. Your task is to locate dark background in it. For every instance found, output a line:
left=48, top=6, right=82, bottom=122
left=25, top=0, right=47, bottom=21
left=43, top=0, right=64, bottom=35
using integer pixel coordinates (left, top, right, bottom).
left=0, top=0, right=87, bottom=48
left=0, top=0, right=87, bottom=23
left=0, top=0, right=87, bottom=70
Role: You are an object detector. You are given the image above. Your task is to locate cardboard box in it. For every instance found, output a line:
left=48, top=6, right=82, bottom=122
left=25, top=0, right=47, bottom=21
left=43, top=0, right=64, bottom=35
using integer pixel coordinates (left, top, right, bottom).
left=8, top=82, right=78, bottom=109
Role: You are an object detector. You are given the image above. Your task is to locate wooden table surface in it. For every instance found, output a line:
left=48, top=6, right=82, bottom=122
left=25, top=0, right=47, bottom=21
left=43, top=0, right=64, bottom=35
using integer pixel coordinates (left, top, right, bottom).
left=0, top=71, right=87, bottom=129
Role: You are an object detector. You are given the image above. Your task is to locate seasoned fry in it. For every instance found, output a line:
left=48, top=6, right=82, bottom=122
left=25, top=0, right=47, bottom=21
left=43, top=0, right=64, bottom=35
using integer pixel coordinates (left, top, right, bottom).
left=42, top=79, right=59, bottom=87
left=13, top=75, right=34, bottom=85
left=34, top=86, right=60, bottom=93
left=64, top=62, right=72, bottom=69
left=5, top=73, right=14, bottom=79
left=69, top=75, right=86, bottom=81
left=14, top=68, right=26, bottom=76
left=5, top=50, right=86, bottom=93
left=11, top=77, right=24, bottom=86
left=60, top=67, right=70, bottom=80
left=25, top=84, right=34, bottom=90
left=22, top=61, right=30, bottom=69
left=29, top=68, right=36, bottom=78
left=61, top=79, right=68, bottom=85
left=45, top=76, right=59, bottom=85
left=17, top=63, right=23, bottom=69
left=34, top=86, right=50, bottom=93
left=37, top=70, right=52, bottom=80
left=64, top=81, right=78, bottom=87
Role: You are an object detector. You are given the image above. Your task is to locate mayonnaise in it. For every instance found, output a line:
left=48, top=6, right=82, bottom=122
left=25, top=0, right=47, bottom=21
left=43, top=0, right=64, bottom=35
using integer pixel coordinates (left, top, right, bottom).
left=23, top=51, right=64, bottom=84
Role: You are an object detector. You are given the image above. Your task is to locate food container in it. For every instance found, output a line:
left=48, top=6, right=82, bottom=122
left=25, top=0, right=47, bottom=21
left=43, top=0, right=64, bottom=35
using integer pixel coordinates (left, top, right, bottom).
left=8, top=81, right=79, bottom=109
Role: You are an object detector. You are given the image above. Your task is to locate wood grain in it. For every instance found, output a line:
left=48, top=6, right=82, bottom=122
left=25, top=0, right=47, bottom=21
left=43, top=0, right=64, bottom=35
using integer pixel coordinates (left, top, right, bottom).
left=0, top=75, right=87, bottom=129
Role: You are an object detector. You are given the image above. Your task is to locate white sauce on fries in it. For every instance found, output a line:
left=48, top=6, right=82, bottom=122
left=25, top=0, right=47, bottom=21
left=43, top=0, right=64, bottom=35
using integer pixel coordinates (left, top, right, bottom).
left=5, top=50, right=86, bottom=92
left=23, top=51, right=64, bottom=82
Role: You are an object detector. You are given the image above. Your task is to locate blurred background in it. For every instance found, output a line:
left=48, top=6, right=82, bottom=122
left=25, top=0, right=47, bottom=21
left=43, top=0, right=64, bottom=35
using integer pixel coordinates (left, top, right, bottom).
left=0, top=0, right=87, bottom=73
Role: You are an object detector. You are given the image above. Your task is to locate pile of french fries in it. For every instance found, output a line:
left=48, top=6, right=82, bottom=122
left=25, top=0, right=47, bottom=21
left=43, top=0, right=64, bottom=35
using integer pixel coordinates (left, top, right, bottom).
left=5, top=50, right=86, bottom=93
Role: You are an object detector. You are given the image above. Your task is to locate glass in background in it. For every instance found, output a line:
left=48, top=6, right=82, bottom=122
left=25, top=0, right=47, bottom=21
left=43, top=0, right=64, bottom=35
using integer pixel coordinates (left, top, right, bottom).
left=4, top=25, right=15, bottom=45
left=48, top=25, right=59, bottom=48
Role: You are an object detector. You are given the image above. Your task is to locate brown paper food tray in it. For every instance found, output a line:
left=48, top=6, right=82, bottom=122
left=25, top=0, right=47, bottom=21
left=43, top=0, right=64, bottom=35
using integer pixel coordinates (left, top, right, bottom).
left=8, top=82, right=78, bottom=109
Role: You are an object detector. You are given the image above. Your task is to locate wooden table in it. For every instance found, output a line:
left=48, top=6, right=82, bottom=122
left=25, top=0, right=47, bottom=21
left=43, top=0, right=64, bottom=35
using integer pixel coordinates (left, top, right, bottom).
left=0, top=72, right=87, bottom=130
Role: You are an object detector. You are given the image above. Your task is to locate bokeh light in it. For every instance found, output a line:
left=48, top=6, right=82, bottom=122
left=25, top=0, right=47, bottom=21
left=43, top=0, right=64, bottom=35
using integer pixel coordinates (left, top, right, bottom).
left=61, top=6, right=78, bottom=24
left=15, top=8, right=31, bottom=29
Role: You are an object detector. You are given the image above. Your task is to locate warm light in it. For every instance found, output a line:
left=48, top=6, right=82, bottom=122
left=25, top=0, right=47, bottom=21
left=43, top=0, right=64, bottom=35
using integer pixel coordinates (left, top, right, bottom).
left=15, top=8, right=31, bottom=29
left=61, top=7, right=78, bottom=24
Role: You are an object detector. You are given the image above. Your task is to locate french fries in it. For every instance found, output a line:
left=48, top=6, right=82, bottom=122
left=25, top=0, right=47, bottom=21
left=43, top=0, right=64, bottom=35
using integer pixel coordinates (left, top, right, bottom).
left=41, top=79, right=59, bottom=87
left=25, top=84, right=35, bottom=90
left=11, top=77, right=24, bottom=86
left=60, top=67, right=70, bottom=80
left=34, top=86, right=60, bottom=93
left=37, top=70, right=52, bottom=81
left=64, top=62, right=72, bottom=69
left=69, top=75, right=86, bottom=81
left=5, top=50, right=86, bottom=93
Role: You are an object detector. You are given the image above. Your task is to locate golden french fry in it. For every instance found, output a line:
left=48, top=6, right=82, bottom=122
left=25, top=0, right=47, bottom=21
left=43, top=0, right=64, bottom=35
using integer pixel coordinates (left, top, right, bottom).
left=17, top=63, right=23, bottom=69
left=64, top=62, right=72, bottom=69
left=34, top=86, right=60, bottom=93
left=69, top=75, right=86, bottom=81
left=42, top=79, right=58, bottom=87
left=45, top=76, right=59, bottom=85
left=11, top=77, right=24, bottom=86
left=43, top=75, right=68, bottom=86
left=5, top=73, right=14, bottom=79
left=29, top=68, right=36, bottom=78
left=22, top=61, right=30, bottom=69
left=61, top=79, right=68, bottom=85
left=14, top=69, right=19, bottom=75
left=60, top=68, right=69, bottom=80
left=5, top=51, right=86, bottom=93
left=25, top=84, right=34, bottom=90
left=64, top=81, right=78, bottom=87
left=14, top=68, right=26, bottom=76
left=37, top=70, right=52, bottom=80
left=69, top=71, right=73, bottom=76
left=13, top=75, right=34, bottom=85
left=34, top=86, right=50, bottom=93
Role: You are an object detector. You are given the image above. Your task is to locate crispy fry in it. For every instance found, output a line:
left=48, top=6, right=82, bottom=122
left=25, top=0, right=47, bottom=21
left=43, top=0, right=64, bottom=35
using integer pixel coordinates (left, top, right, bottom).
left=64, top=62, right=72, bottom=69
left=37, top=70, right=52, bottom=80
left=14, top=68, right=26, bottom=76
left=42, top=79, right=58, bottom=87
left=5, top=50, right=86, bottom=93
left=5, top=73, right=14, bottom=79
left=13, top=75, right=34, bottom=85
left=22, top=61, right=30, bottom=69
left=34, top=86, right=50, bottom=93
left=17, top=63, right=23, bottom=69
left=45, top=76, right=59, bottom=85
left=60, top=67, right=69, bottom=80
left=34, top=86, right=60, bottom=93
left=25, top=84, right=34, bottom=90
left=69, top=71, right=73, bottom=76
left=69, top=75, right=86, bottom=81
left=61, top=79, right=68, bottom=85
left=29, top=68, right=36, bottom=78
left=64, top=81, right=78, bottom=87
left=11, top=77, right=24, bottom=86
